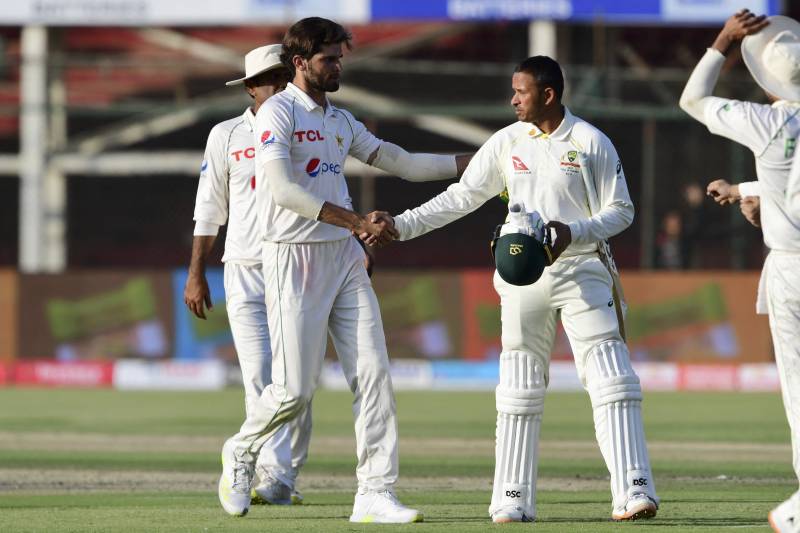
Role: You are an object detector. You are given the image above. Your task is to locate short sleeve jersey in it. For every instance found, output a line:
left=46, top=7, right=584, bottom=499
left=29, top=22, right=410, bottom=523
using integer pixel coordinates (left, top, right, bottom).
left=703, top=98, right=800, bottom=252
left=254, top=82, right=381, bottom=243
left=193, top=108, right=261, bottom=265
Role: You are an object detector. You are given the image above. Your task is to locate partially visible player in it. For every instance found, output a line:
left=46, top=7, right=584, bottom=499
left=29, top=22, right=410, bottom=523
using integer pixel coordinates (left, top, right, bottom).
left=216, top=17, right=472, bottom=522
left=184, top=44, right=310, bottom=506
left=679, top=11, right=800, bottom=532
left=379, top=55, right=658, bottom=524
left=790, top=147, right=800, bottom=219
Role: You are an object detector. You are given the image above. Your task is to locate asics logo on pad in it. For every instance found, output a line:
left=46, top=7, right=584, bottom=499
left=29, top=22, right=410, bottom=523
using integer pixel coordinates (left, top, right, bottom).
left=260, top=130, right=275, bottom=146
left=306, top=158, right=341, bottom=177
left=512, top=156, right=530, bottom=172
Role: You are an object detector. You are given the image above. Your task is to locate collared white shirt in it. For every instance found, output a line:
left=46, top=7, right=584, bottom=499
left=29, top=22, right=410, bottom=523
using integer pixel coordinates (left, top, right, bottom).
left=394, top=107, right=634, bottom=258
left=254, top=82, right=380, bottom=243
left=701, top=97, right=800, bottom=252
left=193, top=107, right=262, bottom=265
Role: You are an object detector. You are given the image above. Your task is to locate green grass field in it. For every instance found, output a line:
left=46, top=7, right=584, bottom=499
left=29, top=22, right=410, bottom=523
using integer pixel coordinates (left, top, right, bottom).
left=0, top=388, right=794, bottom=531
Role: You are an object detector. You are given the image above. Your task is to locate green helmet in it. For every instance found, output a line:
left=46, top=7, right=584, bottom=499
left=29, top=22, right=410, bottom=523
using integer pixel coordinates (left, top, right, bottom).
left=491, top=229, right=550, bottom=286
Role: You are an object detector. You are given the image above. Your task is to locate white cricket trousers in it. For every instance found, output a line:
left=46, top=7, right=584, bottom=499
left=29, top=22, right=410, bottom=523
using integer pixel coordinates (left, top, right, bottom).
left=491, top=253, right=656, bottom=516
left=224, top=262, right=311, bottom=487
left=495, top=254, right=624, bottom=381
left=226, top=237, right=399, bottom=491
left=765, top=252, right=800, bottom=495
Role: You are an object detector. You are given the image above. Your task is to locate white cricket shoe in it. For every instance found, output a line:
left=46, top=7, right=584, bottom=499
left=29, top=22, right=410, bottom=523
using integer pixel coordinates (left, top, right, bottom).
left=491, top=506, right=534, bottom=523
left=349, top=488, right=423, bottom=523
left=218, top=440, right=253, bottom=517
left=250, top=468, right=292, bottom=506
left=769, top=496, right=800, bottom=533
left=612, top=494, right=658, bottom=521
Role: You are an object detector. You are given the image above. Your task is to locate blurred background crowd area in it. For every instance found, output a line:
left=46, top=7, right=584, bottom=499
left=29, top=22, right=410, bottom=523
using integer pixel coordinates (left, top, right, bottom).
left=1, top=0, right=795, bottom=273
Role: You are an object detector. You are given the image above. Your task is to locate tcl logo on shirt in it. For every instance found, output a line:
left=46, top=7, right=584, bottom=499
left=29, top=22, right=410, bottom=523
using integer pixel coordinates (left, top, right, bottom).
left=231, top=147, right=255, bottom=161
left=294, top=130, right=325, bottom=142
left=306, top=158, right=341, bottom=177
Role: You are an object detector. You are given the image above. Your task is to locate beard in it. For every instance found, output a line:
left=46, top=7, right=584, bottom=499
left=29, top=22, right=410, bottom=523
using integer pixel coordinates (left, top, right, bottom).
left=305, top=67, right=340, bottom=93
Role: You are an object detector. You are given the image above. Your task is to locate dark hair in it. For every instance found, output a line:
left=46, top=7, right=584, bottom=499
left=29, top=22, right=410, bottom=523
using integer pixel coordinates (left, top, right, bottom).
left=281, top=17, right=352, bottom=71
left=514, top=56, right=564, bottom=101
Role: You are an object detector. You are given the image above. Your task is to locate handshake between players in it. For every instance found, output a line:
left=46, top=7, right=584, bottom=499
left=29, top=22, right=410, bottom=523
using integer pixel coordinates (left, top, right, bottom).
left=356, top=208, right=573, bottom=264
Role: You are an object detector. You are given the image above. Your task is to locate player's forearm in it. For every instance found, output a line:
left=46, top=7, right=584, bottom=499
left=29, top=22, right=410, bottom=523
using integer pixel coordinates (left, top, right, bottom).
left=317, top=202, right=369, bottom=233
left=567, top=201, right=634, bottom=246
left=188, top=235, right=217, bottom=278
left=679, top=48, right=726, bottom=124
left=264, top=158, right=325, bottom=220
left=394, top=181, right=495, bottom=240
left=370, top=142, right=458, bottom=182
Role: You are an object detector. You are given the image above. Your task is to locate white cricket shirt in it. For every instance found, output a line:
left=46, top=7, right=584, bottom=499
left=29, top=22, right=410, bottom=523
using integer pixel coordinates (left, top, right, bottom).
left=703, top=98, right=800, bottom=252
left=687, top=48, right=800, bottom=253
left=254, top=82, right=380, bottom=243
left=394, top=107, right=634, bottom=258
left=789, top=143, right=800, bottom=219
left=193, top=107, right=262, bottom=265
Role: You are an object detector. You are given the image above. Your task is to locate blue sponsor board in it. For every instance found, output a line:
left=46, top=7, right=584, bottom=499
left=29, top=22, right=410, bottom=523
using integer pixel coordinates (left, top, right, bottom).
left=172, top=268, right=234, bottom=360
left=371, top=0, right=780, bottom=22
left=431, top=360, right=499, bottom=389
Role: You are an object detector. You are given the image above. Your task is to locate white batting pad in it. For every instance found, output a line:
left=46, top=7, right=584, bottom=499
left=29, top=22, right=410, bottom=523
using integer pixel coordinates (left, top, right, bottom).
left=585, top=341, right=657, bottom=512
left=490, top=350, right=546, bottom=519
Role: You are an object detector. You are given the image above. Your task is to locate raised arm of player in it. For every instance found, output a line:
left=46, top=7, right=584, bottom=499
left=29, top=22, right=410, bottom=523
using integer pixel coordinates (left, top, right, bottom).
left=680, top=10, right=771, bottom=149
left=392, top=134, right=505, bottom=241
left=566, top=137, right=634, bottom=246
left=184, top=125, right=230, bottom=319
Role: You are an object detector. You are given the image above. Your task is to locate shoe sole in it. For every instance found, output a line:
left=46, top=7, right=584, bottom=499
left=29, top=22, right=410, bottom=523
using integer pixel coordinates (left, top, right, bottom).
left=612, top=503, right=657, bottom=521
left=250, top=494, right=291, bottom=506
left=349, top=513, right=424, bottom=524
left=492, top=515, right=534, bottom=524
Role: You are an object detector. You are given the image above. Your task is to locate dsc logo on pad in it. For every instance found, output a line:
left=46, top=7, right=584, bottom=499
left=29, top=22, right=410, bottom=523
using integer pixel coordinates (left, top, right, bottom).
left=306, top=158, right=341, bottom=177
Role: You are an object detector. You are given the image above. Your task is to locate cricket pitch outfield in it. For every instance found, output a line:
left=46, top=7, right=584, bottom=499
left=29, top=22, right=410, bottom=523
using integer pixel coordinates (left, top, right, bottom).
left=0, top=388, right=793, bottom=532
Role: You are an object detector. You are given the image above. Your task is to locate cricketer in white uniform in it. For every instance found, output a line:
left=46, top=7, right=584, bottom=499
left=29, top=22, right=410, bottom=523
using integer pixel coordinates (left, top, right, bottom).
left=185, top=45, right=311, bottom=505
left=679, top=11, right=800, bottom=533
left=389, top=56, right=659, bottom=523
left=791, top=149, right=800, bottom=219
left=217, top=17, right=472, bottom=522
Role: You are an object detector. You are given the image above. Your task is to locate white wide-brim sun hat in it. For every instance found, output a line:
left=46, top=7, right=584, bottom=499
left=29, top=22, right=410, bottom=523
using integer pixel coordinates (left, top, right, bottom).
left=742, top=15, right=800, bottom=102
left=226, top=44, right=285, bottom=86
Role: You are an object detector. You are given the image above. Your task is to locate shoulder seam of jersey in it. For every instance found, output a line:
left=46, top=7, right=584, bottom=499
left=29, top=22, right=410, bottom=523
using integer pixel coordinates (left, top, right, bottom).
left=224, top=118, right=246, bottom=185
left=290, top=96, right=298, bottom=136
left=334, top=109, right=356, bottom=143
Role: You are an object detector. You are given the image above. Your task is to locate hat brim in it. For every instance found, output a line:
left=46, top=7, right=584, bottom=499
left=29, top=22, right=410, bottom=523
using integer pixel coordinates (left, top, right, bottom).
left=742, top=15, right=800, bottom=102
left=225, top=63, right=286, bottom=87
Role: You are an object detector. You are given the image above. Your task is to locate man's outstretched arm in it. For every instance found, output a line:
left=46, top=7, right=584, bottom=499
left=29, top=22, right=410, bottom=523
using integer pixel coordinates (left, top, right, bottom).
left=366, top=142, right=474, bottom=182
